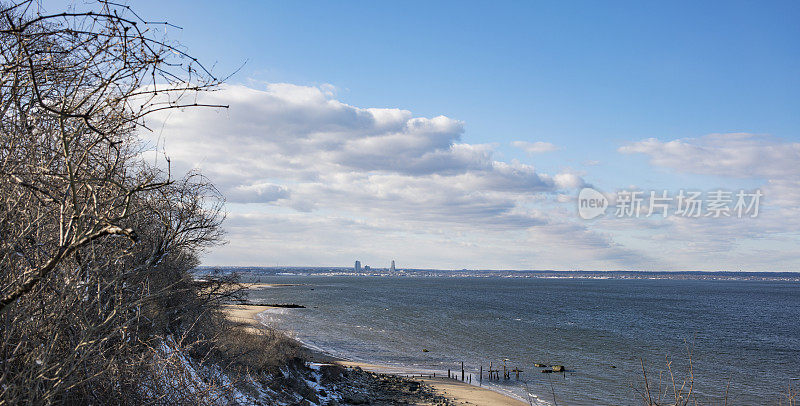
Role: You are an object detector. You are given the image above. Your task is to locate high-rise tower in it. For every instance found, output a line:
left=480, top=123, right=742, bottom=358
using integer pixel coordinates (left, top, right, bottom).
left=354, top=260, right=361, bottom=272
left=390, top=260, right=396, bottom=272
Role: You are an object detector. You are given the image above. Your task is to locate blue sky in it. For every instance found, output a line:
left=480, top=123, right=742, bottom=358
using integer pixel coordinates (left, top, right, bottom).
left=130, top=0, right=800, bottom=182
left=57, top=1, right=800, bottom=270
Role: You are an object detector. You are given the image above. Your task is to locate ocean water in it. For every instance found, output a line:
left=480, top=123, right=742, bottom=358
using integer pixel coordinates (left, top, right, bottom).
left=247, top=276, right=800, bottom=405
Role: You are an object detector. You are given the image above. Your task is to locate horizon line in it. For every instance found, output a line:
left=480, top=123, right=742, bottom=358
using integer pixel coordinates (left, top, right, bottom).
left=196, top=266, right=800, bottom=275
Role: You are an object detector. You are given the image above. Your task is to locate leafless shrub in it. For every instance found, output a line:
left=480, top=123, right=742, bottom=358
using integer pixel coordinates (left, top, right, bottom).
left=637, top=338, right=798, bottom=406
left=780, top=382, right=798, bottom=406
left=635, top=339, right=698, bottom=406
left=213, top=321, right=301, bottom=372
left=0, top=1, right=275, bottom=404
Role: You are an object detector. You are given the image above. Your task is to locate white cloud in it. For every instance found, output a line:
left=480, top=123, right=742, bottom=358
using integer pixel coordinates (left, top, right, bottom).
left=553, top=173, right=583, bottom=190
left=620, top=133, right=800, bottom=210
left=512, top=140, right=560, bottom=154
left=619, top=133, right=800, bottom=180
left=612, top=132, right=800, bottom=270
left=139, top=92, right=800, bottom=271
left=143, top=84, right=582, bottom=206
left=225, top=183, right=290, bottom=204
left=137, top=83, right=650, bottom=268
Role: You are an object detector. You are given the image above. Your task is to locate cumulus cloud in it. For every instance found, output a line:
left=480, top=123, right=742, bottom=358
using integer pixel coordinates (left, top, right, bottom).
left=225, top=183, right=290, bottom=204
left=619, top=133, right=800, bottom=179
left=138, top=87, right=800, bottom=270
left=139, top=83, right=659, bottom=268
left=613, top=132, right=800, bottom=270
left=620, top=132, right=800, bottom=210
left=512, top=140, right=560, bottom=154
left=143, top=84, right=583, bottom=206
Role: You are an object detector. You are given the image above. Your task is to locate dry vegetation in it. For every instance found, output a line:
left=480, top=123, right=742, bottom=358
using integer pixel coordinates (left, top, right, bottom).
left=635, top=339, right=798, bottom=406
left=780, top=383, right=797, bottom=406
left=635, top=342, right=700, bottom=406
left=0, top=1, right=302, bottom=404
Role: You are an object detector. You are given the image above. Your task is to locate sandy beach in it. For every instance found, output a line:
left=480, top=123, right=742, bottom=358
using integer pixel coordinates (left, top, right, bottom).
left=336, top=360, right=528, bottom=406
left=222, top=304, right=272, bottom=334
left=223, top=303, right=269, bottom=321
left=224, top=304, right=527, bottom=406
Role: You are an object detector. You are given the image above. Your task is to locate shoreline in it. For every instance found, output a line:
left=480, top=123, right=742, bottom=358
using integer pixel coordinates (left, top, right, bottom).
left=335, top=360, right=529, bottom=406
left=224, top=304, right=528, bottom=406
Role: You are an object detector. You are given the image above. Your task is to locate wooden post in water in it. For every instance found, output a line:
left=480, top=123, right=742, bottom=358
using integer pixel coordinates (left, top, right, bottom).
left=461, top=361, right=465, bottom=381
left=448, top=369, right=451, bottom=379
left=489, top=362, right=498, bottom=380
left=479, top=365, right=483, bottom=384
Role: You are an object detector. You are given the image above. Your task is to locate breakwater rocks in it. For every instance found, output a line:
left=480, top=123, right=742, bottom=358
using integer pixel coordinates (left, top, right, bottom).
left=536, top=363, right=566, bottom=373
left=320, top=365, right=455, bottom=406
left=235, top=301, right=306, bottom=308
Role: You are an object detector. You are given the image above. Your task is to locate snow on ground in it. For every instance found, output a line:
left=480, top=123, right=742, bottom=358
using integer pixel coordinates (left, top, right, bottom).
left=147, top=338, right=343, bottom=405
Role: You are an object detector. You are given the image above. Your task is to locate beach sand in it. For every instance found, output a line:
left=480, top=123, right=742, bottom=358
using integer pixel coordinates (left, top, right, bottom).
left=222, top=304, right=271, bottom=334
left=223, top=304, right=268, bottom=321
left=336, top=360, right=528, bottom=406
left=415, top=376, right=527, bottom=406
left=224, top=304, right=528, bottom=406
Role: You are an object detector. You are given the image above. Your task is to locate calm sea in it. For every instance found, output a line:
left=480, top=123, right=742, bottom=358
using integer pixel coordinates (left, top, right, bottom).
left=246, top=276, right=800, bottom=405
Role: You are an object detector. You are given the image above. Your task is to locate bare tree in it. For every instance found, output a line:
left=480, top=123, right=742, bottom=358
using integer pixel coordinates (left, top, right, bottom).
left=0, top=1, right=251, bottom=404
left=0, top=0, right=224, bottom=313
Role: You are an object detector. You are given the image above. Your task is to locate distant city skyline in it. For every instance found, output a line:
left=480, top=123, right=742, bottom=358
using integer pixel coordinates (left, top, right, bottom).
left=353, top=259, right=397, bottom=272
left=124, top=0, right=800, bottom=271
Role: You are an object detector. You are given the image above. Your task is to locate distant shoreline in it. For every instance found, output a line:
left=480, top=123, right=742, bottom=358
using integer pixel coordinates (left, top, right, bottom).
left=201, top=267, right=800, bottom=282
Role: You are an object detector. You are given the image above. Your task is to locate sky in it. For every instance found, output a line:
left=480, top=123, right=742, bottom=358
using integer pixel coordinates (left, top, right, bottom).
left=55, top=1, right=800, bottom=270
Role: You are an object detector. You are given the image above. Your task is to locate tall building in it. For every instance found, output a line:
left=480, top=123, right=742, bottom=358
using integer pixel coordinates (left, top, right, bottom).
left=390, top=260, right=396, bottom=272
left=354, top=260, right=361, bottom=272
